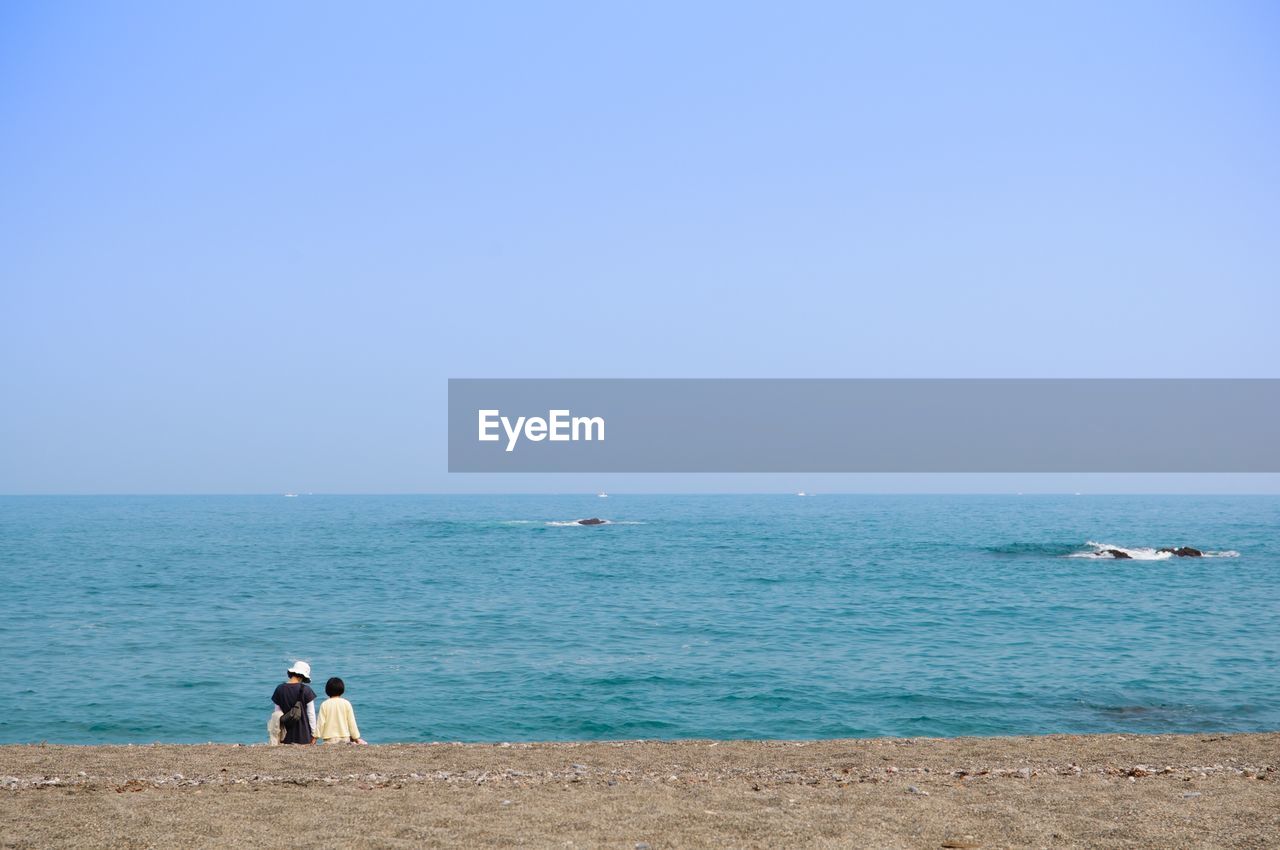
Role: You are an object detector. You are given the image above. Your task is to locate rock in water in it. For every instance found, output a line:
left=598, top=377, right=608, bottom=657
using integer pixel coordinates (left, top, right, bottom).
left=1105, top=549, right=1132, bottom=559
left=576, top=518, right=607, bottom=526
left=1174, top=547, right=1203, bottom=557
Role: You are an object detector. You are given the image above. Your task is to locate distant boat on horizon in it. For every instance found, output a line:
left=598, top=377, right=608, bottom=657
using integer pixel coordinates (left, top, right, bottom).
left=597, top=493, right=608, bottom=498
left=284, top=493, right=298, bottom=498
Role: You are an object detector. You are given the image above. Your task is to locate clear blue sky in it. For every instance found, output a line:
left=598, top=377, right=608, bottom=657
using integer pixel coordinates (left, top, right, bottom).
left=2, top=2, right=1278, bottom=493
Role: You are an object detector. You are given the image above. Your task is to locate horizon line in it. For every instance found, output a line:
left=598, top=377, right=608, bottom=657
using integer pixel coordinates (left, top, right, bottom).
left=3, top=492, right=1280, bottom=498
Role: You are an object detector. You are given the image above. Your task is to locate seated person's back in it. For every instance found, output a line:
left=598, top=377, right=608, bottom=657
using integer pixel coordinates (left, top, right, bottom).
left=316, top=676, right=366, bottom=744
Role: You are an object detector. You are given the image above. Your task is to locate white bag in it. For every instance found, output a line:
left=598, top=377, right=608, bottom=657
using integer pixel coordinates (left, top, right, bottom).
left=267, top=709, right=283, bottom=746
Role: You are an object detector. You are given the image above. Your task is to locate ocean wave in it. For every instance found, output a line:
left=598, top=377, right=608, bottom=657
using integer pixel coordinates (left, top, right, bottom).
left=984, top=542, right=1082, bottom=557
left=1068, top=541, right=1240, bottom=560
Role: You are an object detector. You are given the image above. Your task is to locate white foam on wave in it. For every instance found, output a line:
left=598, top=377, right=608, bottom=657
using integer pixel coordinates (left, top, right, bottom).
left=1068, top=541, right=1240, bottom=560
left=1069, top=542, right=1172, bottom=560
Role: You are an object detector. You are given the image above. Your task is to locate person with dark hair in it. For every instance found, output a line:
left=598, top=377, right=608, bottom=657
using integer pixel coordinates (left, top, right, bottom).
left=315, top=675, right=367, bottom=744
left=270, top=661, right=317, bottom=745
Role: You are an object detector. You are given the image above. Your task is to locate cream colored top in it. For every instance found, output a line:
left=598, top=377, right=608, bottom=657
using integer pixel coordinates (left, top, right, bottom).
left=315, top=696, right=361, bottom=742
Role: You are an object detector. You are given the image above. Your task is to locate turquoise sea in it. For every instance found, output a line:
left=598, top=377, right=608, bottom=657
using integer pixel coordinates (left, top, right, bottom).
left=1, top=495, right=1277, bottom=744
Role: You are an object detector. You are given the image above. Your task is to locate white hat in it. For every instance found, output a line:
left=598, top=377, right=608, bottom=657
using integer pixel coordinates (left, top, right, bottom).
left=287, top=661, right=312, bottom=683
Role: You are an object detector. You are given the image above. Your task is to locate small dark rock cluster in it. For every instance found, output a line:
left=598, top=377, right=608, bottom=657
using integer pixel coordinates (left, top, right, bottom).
left=1105, top=546, right=1203, bottom=560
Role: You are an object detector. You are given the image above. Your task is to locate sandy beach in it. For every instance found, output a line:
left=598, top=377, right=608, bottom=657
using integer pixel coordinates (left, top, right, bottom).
left=1, top=733, right=1275, bottom=848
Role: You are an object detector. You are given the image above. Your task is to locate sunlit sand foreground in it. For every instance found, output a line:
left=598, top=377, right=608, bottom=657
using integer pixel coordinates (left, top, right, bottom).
left=2, top=733, right=1276, bottom=848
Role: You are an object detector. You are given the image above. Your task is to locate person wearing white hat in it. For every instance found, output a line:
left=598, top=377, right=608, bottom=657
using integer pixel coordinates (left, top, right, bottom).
left=269, top=661, right=318, bottom=745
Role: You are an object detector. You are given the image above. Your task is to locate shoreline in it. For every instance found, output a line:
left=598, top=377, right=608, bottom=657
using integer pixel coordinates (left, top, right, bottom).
left=3, top=732, right=1276, bottom=848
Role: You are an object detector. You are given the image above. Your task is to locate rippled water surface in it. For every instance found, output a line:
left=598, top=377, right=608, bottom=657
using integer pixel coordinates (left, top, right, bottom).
left=1, top=495, right=1277, bottom=743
